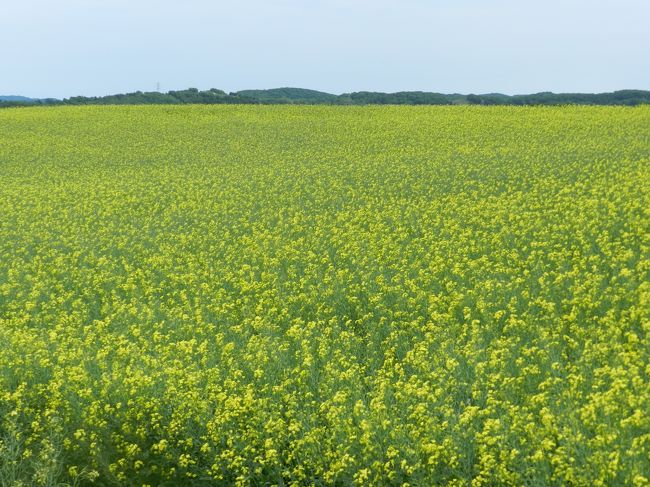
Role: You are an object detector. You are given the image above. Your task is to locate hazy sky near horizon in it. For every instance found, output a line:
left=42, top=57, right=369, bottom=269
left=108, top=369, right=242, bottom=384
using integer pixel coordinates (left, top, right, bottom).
left=2, top=0, right=649, bottom=99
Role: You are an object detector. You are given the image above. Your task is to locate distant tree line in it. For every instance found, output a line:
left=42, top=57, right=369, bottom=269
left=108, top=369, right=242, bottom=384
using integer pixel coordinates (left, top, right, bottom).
left=465, top=90, right=650, bottom=106
left=2, top=88, right=649, bottom=108
left=63, top=89, right=259, bottom=105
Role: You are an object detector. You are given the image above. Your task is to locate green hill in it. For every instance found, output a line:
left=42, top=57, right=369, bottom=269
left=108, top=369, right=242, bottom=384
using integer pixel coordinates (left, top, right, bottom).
left=234, top=87, right=339, bottom=104
left=0, top=95, right=36, bottom=102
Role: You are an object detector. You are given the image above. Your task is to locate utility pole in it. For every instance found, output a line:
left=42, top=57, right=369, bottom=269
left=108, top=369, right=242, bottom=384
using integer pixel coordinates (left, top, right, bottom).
left=156, top=82, right=160, bottom=93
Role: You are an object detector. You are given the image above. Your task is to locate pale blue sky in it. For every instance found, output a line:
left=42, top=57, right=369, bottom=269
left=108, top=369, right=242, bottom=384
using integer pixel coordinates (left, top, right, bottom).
left=2, top=0, right=648, bottom=99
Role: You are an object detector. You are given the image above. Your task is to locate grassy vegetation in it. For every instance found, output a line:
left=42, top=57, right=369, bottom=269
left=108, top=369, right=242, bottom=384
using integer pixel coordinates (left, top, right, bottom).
left=0, top=105, right=648, bottom=485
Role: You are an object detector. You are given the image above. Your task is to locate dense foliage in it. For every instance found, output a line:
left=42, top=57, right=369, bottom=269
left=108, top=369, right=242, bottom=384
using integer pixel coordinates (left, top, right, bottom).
left=2, top=88, right=650, bottom=108
left=466, top=90, right=650, bottom=106
left=235, top=88, right=340, bottom=104
left=0, top=106, right=649, bottom=486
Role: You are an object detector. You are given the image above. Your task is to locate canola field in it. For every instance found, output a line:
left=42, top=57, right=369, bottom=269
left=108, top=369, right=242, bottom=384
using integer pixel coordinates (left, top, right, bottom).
left=0, top=105, right=649, bottom=486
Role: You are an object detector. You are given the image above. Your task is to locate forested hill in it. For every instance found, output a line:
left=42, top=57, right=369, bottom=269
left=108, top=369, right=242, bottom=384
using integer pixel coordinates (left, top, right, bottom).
left=236, top=88, right=339, bottom=104
left=2, top=88, right=650, bottom=107
left=0, top=95, right=36, bottom=102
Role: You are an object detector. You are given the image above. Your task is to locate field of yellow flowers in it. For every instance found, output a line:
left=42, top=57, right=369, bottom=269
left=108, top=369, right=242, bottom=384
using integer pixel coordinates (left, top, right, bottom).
left=0, top=105, right=649, bottom=486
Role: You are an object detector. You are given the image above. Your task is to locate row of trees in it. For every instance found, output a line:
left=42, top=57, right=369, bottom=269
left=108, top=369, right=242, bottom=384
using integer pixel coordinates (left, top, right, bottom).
left=466, top=90, right=650, bottom=106
left=3, top=88, right=649, bottom=108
